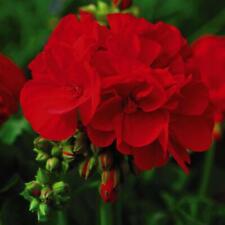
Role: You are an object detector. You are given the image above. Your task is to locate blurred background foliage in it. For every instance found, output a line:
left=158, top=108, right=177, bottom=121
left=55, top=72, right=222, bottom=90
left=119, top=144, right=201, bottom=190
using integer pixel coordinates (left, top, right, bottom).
left=0, top=0, right=225, bottom=225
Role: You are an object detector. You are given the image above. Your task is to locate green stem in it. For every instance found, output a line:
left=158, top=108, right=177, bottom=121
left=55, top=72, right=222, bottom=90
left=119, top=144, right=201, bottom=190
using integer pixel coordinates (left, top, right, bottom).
left=199, top=142, right=216, bottom=197
left=56, top=210, right=67, bottom=225
left=99, top=201, right=113, bottom=225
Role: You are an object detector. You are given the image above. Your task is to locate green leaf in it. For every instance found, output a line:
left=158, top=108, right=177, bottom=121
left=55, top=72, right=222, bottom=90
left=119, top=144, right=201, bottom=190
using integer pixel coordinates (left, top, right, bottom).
left=0, top=115, right=31, bottom=145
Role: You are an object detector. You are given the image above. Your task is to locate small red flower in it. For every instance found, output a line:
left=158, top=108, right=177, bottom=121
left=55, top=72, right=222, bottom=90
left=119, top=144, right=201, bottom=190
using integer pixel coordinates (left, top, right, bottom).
left=192, top=35, right=225, bottom=114
left=113, top=0, right=132, bottom=10
left=87, top=14, right=214, bottom=173
left=0, top=54, right=25, bottom=124
left=20, top=14, right=106, bottom=141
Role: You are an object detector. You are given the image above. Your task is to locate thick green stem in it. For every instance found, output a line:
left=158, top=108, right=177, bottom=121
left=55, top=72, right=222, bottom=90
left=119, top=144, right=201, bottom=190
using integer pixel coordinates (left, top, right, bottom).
left=99, top=201, right=113, bottom=225
left=56, top=210, right=67, bottom=225
left=199, top=142, right=216, bottom=197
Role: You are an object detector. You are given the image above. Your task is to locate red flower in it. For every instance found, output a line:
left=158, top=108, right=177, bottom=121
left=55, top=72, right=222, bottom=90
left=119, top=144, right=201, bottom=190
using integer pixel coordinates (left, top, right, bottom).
left=113, top=0, right=132, bottom=10
left=0, top=54, right=25, bottom=124
left=87, top=14, right=214, bottom=173
left=20, top=14, right=106, bottom=141
left=192, top=36, right=225, bottom=114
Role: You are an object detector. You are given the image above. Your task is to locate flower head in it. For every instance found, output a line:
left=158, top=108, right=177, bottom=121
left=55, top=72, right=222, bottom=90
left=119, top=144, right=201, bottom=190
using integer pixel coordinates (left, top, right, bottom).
left=87, top=14, right=214, bottom=173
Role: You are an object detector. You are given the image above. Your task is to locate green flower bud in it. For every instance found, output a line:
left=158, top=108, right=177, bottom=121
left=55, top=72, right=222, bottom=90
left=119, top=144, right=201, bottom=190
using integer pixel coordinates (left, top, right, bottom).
left=62, top=161, right=69, bottom=173
left=25, top=181, right=41, bottom=193
left=62, top=145, right=74, bottom=161
left=35, top=150, right=49, bottom=162
left=40, top=187, right=52, bottom=201
left=98, top=150, right=114, bottom=171
left=74, top=132, right=88, bottom=154
left=79, top=157, right=96, bottom=179
left=52, top=181, right=68, bottom=194
left=38, top=203, right=49, bottom=217
left=36, top=169, right=50, bottom=184
left=46, top=157, right=59, bottom=172
left=29, top=198, right=39, bottom=212
left=51, top=145, right=61, bottom=157
left=33, top=137, right=49, bottom=149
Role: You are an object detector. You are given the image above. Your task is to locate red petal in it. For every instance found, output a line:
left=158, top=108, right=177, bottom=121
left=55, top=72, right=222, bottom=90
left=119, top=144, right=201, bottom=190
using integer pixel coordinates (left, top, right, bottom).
left=21, top=80, right=83, bottom=114
left=123, top=110, right=168, bottom=147
left=87, top=126, right=115, bottom=147
left=176, top=81, right=209, bottom=115
left=133, top=142, right=168, bottom=171
left=90, top=96, right=122, bottom=131
left=168, top=141, right=190, bottom=174
left=172, top=114, right=213, bottom=151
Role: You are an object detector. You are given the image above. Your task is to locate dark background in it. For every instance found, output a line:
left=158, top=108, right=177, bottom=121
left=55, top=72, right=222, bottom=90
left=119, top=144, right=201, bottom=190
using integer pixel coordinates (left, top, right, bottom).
left=0, top=0, right=225, bottom=224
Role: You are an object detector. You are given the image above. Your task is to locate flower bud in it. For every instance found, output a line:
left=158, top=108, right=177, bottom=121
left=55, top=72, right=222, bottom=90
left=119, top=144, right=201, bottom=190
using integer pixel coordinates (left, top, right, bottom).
left=29, top=198, right=40, bottom=212
left=33, top=137, right=49, bottom=149
left=100, top=169, right=120, bottom=202
left=25, top=181, right=41, bottom=193
left=46, top=157, right=59, bottom=172
left=51, top=145, right=61, bottom=157
left=35, top=150, right=49, bottom=162
left=52, top=181, right=68, bottom=194
left=74, top=132, right=88, bottom=154
left=79, top=157, right=96, bottom=179
left=36, top=168, right=50, bottom=184
left=213, top=122, right=222, bottom=141
left=62, top=145, right=74, bottom=161
left=113, top=0, right=132, bottom=10
left=40, top=187, right=52, bottom=201
left=98, top=150, right=114, bottom=171
left=38, top=203, right=49, bottom=217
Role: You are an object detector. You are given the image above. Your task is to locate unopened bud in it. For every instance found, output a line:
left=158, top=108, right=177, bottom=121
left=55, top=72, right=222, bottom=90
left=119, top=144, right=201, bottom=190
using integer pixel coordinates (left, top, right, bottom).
left=100, top=169, right=120, bottom=202
left=51, top=145, right=61, bottom=157
left=29, top=198, right=39, bottom=212
left=62, top=145, right=74, bottom=161
left=36, top=169, right=50, bottom=184
left=52, top=181, right=68, bottom=194
left=25, top=181, right=41, bottom=193
left=213, top=122, right=222, bottom=141
left=40, top=187, right=52, bottom=201
left=79, top=157, right=96, bottom=179
left=35, top=150, right=49, bottom=162
left=39, top=203, right=49, bottom=217
left=99, top=150, right=114, bottom=171
left=33, top=137, right=49, bottom=149
left=46, top=157, right=59, bottom=172
left=74, top=132, right=88, bottom=154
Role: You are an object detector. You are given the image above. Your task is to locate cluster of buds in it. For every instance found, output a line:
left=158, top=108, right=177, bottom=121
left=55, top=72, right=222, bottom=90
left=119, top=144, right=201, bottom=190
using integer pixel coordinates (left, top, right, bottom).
left=78, top=146, right=121, bottom=203
left=23, top=131, right=133, bottom=221
left=22, top=132, right=90, bottom=221
left=33, top=137, right=75, bottom=173
left=21, top=169, right=69, bottom=222
left=80, top=0, right=137, bottom=25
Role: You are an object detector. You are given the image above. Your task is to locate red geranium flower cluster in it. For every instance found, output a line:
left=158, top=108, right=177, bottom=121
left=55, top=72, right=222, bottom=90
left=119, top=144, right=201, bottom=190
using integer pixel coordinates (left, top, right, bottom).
left=0, top=54, right=25, bottom=125
left=21, top=13, right=214, bottom=173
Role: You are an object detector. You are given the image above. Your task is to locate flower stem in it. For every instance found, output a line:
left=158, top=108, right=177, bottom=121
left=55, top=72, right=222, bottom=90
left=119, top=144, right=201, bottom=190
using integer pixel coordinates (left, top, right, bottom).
left=99, top=201, right=113, bottom=225
left=56, top=210, right=67, bottom=225
left=199, top=141, right=216, bottom=197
